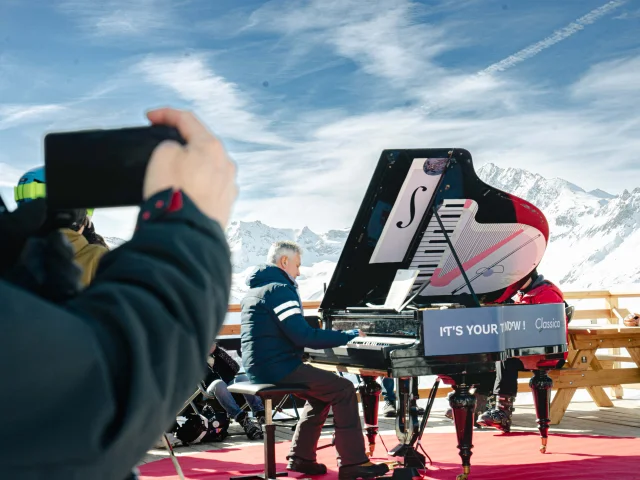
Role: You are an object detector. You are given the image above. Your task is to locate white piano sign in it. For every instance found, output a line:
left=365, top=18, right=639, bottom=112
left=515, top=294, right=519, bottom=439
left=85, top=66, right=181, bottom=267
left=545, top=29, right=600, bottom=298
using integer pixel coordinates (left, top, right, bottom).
left=422, top=303, right=567, bottom=356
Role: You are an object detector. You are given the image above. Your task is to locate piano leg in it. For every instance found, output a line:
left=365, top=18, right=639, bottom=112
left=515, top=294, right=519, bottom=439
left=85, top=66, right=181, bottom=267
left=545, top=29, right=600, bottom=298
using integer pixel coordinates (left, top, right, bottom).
left=358, top=375, right=381, bottom=457
left=529, top=369, right=553, bottom=453
left=449, top=383, right=475, bottom=480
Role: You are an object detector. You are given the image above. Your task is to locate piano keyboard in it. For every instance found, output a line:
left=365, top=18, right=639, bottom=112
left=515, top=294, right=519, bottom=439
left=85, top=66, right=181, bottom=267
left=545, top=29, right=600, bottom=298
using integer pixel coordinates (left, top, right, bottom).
left=348, top=336, right=417, bottom=348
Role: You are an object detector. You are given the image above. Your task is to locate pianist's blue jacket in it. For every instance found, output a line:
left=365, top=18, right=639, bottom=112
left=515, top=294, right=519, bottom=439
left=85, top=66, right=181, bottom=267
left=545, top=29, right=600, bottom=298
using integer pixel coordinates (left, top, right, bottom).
left=240, top=264, right=357, bottom=383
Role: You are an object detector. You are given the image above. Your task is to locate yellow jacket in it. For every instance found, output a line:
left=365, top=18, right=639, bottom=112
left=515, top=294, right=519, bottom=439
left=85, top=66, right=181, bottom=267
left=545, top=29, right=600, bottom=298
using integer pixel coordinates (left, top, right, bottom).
left=60, top=228, right=109, bottom=287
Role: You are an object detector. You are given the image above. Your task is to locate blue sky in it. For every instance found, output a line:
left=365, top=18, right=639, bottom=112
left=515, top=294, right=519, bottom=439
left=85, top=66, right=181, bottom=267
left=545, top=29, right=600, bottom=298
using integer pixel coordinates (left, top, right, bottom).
left=1, top=0, right=639, bottom=239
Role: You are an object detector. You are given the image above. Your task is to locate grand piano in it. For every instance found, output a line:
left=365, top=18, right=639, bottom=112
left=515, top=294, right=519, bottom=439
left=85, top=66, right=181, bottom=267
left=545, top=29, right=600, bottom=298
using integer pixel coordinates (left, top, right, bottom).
left=304, top=149, right=568, bottom=480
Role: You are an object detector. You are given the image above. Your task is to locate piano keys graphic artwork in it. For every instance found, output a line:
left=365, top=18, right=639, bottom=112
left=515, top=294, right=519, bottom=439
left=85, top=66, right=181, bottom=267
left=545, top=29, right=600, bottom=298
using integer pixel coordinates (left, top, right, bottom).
left=369, top=157, right=447, bottom=264
left=408, top=198, right=546, bottom=297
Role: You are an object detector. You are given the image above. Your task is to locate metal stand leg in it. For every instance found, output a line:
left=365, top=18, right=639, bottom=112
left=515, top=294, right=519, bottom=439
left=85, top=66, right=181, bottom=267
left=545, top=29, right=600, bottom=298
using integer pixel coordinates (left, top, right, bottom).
left=163, top=433, right=186, bottom=480
left=388, top=377, right=425, bottom=468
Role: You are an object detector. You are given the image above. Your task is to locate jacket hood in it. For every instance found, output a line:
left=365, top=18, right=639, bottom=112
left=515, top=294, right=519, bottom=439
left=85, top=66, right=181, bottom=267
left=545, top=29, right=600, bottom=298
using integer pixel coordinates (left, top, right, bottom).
left=519, top=274, right=546, bottom=294
left=246, top=264, right=295, bottom=288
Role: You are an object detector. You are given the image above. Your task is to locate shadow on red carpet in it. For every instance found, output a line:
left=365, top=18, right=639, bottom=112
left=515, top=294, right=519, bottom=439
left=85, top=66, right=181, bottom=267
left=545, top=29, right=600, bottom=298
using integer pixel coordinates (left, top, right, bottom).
left=139, top=432, right=640, bottom=480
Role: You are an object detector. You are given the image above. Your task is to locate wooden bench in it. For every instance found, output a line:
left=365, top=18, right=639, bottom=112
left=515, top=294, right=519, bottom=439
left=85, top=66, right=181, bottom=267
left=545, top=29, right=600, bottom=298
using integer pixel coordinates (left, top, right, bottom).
left=546, top=325, right=640, bottom=423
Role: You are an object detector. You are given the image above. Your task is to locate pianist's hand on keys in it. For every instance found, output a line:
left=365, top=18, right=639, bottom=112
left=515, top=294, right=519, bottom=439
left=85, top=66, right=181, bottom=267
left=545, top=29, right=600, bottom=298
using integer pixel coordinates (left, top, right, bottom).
left=344, top=328, right=367, bottom=338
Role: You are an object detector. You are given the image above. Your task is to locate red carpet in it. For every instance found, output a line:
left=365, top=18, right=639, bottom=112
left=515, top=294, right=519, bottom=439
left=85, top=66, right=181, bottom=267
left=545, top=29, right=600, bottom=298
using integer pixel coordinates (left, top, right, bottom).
left=139, top=432, right=640, bottom=480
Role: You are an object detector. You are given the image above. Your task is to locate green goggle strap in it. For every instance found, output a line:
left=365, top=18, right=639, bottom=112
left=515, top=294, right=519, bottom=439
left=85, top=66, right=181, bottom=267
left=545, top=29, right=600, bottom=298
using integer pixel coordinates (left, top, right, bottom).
left=14, top=183, right=94, bottom=217
left=14, top=182, right=46, bottom=202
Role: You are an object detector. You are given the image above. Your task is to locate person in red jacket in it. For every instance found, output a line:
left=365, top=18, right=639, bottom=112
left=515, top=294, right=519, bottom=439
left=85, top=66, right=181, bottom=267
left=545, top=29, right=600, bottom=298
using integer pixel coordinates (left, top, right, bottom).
left=477, top=268, right=567, bottom=432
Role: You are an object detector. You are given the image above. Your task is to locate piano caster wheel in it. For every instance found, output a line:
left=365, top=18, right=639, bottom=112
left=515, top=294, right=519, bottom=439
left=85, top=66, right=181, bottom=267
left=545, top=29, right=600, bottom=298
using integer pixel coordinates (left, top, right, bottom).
left=367, top=444, right=375, bottom=457
left=456, top=466, right=470, bottom=480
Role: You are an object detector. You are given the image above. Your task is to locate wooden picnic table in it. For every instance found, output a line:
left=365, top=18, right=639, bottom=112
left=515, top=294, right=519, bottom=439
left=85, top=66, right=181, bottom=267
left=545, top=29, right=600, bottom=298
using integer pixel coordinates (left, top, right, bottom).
left=549, top=324, right=640, bottom=424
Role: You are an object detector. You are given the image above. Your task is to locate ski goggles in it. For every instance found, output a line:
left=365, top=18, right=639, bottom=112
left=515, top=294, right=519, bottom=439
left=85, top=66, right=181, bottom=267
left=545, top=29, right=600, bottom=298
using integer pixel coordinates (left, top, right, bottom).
left=15, top=182, right=94, bottom=217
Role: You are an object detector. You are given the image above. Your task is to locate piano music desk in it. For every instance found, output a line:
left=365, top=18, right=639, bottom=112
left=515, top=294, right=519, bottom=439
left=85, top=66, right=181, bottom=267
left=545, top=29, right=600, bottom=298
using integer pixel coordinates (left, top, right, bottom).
left=546, top=325, right=640, bottom=425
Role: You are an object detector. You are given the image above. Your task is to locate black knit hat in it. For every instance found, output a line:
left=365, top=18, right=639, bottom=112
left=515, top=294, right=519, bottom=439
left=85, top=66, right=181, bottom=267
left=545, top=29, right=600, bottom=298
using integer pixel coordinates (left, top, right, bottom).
left=529, top=268, right=539, bottom=281
left=51, top=208, right=87, bottom=231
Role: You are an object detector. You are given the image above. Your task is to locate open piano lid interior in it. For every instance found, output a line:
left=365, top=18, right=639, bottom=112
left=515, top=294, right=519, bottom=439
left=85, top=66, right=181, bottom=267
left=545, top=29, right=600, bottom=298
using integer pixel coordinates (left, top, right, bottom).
left=320, top=149, right=550, bottom=311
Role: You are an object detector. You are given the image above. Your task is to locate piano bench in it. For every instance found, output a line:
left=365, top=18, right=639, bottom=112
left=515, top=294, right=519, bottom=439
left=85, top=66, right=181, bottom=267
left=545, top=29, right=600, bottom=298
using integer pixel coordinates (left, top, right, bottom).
left=227, top=383, right=309, bottom=480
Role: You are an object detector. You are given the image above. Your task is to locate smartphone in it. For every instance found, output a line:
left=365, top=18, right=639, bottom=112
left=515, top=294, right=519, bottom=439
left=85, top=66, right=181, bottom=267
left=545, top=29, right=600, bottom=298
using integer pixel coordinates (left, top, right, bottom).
left=44, top=125, right=186, bottom=210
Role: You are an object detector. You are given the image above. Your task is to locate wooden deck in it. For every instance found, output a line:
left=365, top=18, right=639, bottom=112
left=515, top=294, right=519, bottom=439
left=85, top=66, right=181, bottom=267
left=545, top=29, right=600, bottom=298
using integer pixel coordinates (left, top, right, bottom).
left=139, top=387, right=640, bottom=466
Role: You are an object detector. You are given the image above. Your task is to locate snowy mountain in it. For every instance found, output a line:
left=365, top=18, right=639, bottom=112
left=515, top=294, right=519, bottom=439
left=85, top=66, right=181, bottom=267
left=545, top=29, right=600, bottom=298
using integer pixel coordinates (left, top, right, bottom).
left=476, top=163, right=640, bottom=289
left=87, top=163, right=640, bottom=301
left=225, top=220, right=349, bottom=302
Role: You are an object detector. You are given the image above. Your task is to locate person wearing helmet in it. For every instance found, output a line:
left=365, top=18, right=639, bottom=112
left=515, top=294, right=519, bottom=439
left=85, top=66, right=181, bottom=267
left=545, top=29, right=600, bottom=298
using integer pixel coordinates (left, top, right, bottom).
left=444, top=269, right=569, bottom=430
left=476, top=268, right=568, bottom=432
left=14, top=166, right=109, bottom=287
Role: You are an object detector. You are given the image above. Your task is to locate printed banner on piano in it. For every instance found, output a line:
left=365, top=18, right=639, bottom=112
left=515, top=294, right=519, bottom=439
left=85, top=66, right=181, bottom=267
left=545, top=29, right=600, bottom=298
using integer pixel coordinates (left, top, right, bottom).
left=422, top=303, right=566, bottom=356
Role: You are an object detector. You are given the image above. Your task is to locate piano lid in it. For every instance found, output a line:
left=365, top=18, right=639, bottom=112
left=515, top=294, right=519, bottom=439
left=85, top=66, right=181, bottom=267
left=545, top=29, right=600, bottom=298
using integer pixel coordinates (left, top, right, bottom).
left=320, top=149, right=550, bottom=311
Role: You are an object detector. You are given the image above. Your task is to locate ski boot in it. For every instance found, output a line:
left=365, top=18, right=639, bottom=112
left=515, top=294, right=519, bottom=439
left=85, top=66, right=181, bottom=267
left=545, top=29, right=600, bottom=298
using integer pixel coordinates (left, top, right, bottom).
left=477, top=395, right=516, bottom=432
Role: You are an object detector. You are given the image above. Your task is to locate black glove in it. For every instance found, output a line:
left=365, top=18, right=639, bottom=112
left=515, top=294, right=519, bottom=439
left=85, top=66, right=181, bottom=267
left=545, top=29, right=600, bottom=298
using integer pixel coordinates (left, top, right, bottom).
left=6, top=230, right=82, bottom=303
left=82, top=218, right=109, bottom=249
left=0, top=199, right=81, bottom=302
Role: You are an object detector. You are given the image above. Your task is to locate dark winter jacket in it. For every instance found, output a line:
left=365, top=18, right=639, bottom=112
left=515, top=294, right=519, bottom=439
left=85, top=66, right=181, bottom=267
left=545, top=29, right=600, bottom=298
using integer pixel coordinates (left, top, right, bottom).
left=0, top=189, right=232, bottom=480
left=240, top=264, right=356, bottom=383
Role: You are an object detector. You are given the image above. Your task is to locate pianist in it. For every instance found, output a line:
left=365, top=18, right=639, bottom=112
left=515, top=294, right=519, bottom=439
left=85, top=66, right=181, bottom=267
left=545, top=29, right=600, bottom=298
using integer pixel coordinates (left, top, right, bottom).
left=477, top=269, right=567, bottom=432
left=240, top=240, right=390, bottom=480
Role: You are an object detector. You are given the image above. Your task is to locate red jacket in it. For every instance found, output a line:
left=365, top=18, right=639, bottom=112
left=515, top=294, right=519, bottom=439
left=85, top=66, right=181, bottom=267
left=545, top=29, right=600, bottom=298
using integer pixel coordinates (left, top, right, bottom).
left=513, top=279, right=564, bottom=306
left=514, top=277, right=569, bottom=364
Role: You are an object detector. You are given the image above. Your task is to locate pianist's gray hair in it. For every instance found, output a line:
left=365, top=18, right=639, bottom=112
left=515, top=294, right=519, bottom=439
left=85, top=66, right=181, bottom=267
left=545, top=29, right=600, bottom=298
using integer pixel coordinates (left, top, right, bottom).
left=267, top=240, right=303, bottom=265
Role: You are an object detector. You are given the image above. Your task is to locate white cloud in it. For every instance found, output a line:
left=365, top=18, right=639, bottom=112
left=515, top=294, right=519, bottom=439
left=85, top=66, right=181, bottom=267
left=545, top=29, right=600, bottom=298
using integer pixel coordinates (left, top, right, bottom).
left=247, top=0, right=456, bottom=89
left=229, top=51, right=640, bottom=232
left=571, top=55, right=640, bottom=103
left=4, top=0, right=635, bottom=243
left=58, top=0, right=181, bottom=39
left=613, top=8, right=640, bottom=19
left=133, top=54, right=287, bottom=147
left=478, top=0, right=627, bottom=76
left=0, top=104, right=68, bottom=131
left=0, top=162, right=23, bottom=188
left=244, top=0, right=533, bottom=114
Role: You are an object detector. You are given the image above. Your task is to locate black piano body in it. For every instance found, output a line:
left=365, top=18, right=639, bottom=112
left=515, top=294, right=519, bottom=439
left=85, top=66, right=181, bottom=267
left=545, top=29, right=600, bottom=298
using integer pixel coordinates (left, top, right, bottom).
left=307, top=303, right=566, bottom=376
left=303, top=149, right=568, bottom=480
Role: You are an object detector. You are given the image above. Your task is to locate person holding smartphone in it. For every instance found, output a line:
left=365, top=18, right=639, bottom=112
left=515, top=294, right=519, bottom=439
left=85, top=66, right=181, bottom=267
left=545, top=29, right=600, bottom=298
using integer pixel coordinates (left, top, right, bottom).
left=0, top=108, right=238, bottom=480
left=14, top=167, right=109, bottom=287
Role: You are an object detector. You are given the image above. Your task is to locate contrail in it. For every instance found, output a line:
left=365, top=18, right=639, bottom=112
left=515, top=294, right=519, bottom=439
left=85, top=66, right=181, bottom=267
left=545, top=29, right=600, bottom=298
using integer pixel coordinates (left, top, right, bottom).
left=478, top=0, right=626, bottom=76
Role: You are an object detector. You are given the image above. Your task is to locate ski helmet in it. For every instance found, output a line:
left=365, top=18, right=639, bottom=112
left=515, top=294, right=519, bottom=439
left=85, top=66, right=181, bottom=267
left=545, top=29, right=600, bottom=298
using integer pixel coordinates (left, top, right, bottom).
left=14, top=166, right=46, bottom=204
left=14, top=165, right=94, bottom=217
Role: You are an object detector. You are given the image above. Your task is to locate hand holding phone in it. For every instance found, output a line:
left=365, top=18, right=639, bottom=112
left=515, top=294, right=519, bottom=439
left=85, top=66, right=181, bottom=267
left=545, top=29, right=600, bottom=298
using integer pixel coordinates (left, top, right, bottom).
left=44, top=108, right=238, bottom=228
left=45, top=124, right=186, bottom=210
